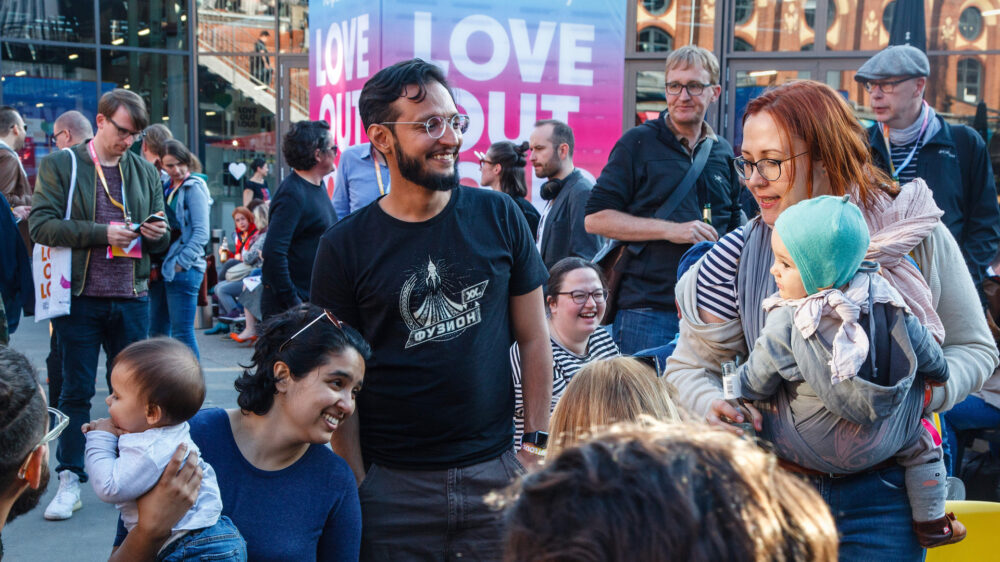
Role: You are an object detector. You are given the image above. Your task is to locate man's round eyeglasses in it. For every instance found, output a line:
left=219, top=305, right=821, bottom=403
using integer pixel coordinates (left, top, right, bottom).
left=733, top=152, right=808, bottom=182
left=108, top=117, right=145, bottom=143
left=380, top=114, right=471, bottom=139
left=666, top=82, right=713, bottom=96
left=860, top=77, right=916, bottom=94
left=557, top=289, right=608, bottom=304
left=18, top=408, right=69, bottom=478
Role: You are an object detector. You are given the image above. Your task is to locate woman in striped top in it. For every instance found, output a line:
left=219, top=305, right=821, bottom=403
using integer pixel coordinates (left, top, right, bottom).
left=510, top=257, right=619, bottom=445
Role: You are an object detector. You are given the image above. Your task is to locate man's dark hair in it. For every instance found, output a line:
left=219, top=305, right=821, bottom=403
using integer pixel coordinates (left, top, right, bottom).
left=259, top=30, right=270, bottom=38
left=235, top=304, right=372, bottom=415
left=359, top=58, right=451, bottom=131
left=98, top=88, right=149, bottom=132
left=0, top=347, right=46, bottom=492
left=0, top=106, right=22, bottom=136
left=282, top=120, right=333, bottom=171
left=250, top=157, right=267, bottom=174
left=534, top=119, right=575, bottom=158
left=115, top=338, right=205, bottom=426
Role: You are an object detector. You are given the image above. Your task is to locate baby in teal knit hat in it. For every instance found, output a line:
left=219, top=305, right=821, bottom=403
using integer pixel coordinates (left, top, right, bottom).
left=735, top=195, right=965, bottom=548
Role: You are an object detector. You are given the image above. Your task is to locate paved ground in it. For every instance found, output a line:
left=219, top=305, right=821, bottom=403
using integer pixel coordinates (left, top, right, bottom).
left=3, top=318, right=252, bottom=561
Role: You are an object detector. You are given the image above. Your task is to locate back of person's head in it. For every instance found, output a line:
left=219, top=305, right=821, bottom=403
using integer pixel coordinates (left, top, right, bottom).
left=0, top=106, right=22, bottom=136
left=489, top=141, right=530, bottom=198
left=0, top=347, right=46, bottom=493
left=98, top=88, right=149, bottom=131
left=359, top=58, right=451, bottom=131
left=235, top=304, right=372, bottom=415
left=251, top=201, right=269, bottom=231
left=250, top=157, right=267, bottom=174
left=143, top=123, right=173, bottom=157
left=503, top=422, right=839, bottom=562
left=744, top=80, right=895, bottom=209
left=775, top=195, right=870, bottom=294
left=162, top=139, right=194, bottom=168
left=54, top=110, right=94, bottom=141
left=282, top=120, right=332, bottom=171
left=665, top=45, right=721, bottom=84
left=534, top=119, right=574, bottom=158
left=114, top=338, right=205, bottom=426
left=548, top=356, right=681, bottom=456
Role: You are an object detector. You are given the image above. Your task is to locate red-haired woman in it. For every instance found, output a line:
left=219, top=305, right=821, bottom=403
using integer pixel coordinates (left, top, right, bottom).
left=217, top=206, right=258, bottom=284
left=665, top=80, right=996, bottom=559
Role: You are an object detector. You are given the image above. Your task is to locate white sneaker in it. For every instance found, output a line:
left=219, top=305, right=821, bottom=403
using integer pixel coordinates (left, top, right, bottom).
left=43, top=471, right=82, bottom=520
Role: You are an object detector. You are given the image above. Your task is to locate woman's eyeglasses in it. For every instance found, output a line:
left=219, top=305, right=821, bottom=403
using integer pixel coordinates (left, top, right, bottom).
left=733, top=152, right=808, bottom=182
left=278, top=309, right=345, bottom=352
left=557, top=289, right=609, bottom=305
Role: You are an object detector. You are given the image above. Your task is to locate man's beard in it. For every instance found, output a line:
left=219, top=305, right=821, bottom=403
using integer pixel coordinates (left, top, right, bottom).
left=395, top=139, right=460, bottom=192
left=534, top=153, right=561, bottom=179
left=6, top=467, right=50, bottom=524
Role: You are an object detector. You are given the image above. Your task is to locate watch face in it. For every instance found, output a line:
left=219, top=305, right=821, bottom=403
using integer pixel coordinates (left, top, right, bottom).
left=523, top=431, right=549, bottom=448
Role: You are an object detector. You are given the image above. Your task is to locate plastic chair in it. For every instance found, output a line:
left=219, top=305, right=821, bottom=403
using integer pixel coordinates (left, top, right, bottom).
left=925, top=500, right=1000, bottom=561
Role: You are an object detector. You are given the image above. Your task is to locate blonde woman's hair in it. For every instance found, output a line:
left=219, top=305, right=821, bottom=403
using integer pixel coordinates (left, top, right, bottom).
left=253, top=202, right=269, bottom=231
left=502, top=421, right=839, bottom=562
left=548, top=356, right=682, bottom=456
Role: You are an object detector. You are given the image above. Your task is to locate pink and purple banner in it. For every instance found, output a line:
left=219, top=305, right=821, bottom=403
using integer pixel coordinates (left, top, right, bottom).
left=310, top=0, right=625, bottom=203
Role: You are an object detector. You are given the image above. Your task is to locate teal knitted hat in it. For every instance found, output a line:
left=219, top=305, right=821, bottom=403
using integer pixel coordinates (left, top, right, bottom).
left=774, top=195, right=870, bottom=295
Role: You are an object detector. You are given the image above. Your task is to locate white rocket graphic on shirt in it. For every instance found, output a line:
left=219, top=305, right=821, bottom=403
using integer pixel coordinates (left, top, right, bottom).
left=399, top=257, right=488, bottom=348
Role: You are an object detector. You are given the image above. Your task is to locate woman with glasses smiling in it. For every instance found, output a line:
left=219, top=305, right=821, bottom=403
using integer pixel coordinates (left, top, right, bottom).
left=664, top=80, right=997, bottom=559
left=510, top=257, right=619, bottom=447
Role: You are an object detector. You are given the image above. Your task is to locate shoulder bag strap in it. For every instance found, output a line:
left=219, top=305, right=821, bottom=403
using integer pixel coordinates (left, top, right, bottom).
left=61, top=147, right=77, bottom=221
left=629, top=136, right=715, bottom=255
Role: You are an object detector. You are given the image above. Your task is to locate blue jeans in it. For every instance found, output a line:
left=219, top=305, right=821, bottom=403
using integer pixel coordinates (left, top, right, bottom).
left=807, top=466, right=925, bottom=561
left=157, top=516, right=247, bottom=561
left=52, top=295, right=149, bottom=481
left=611, top=307, right=680, bottom=355
left=941, top=395, right=1000, bottom=475
left=215, top=279, right=244, bottom=315
left=150, top=268, right=203, bottom=359
left=359, top=449, right=524, bottom=561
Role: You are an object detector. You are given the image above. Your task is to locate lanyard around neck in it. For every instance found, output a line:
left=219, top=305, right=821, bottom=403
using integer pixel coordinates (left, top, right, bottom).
left=881, top=101, right=930, bottom=182
left=87, top=140, right=129, bottom=222
left=372, top=150, right=385, bottom=196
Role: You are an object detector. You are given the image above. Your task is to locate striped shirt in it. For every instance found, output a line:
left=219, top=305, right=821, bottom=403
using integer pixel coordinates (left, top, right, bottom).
left=510, top=328, right=619, bottom=446
left=888, top=139, right=920, bottom=183
left=695, top=226, right=746, bottom=321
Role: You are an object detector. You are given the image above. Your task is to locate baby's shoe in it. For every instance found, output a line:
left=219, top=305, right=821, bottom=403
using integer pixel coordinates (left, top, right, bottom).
left=912, top=512, right=967, bottom=548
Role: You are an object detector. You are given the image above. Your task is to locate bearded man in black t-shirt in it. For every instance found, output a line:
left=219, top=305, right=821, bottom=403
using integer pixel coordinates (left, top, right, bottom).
left=310, top=58, right=552, bottom=561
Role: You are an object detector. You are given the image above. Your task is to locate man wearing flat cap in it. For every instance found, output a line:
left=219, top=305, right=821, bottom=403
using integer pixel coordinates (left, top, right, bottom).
left=857, top=44, right=999, bottom=295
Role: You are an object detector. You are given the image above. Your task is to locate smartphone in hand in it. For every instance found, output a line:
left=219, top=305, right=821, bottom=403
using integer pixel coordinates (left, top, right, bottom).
left=132, top=214, right=167, bottom=232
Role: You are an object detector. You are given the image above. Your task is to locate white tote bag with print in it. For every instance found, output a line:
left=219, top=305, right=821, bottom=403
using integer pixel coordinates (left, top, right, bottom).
left=33, top=148, right=77, bottom=322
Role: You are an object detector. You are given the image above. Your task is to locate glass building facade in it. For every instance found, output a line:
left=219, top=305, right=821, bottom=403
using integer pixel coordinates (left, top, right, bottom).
left=2, top=1, right=998, bottom=227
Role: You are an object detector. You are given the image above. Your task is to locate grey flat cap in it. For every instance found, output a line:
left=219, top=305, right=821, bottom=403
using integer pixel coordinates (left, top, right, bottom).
left=855, top=45, right=930, bottom=82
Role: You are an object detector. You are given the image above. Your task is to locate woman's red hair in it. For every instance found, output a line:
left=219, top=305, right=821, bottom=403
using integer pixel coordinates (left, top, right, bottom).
left=742, top=80, right=896, bottom=209
left=232, top=206, right=255, bottom=230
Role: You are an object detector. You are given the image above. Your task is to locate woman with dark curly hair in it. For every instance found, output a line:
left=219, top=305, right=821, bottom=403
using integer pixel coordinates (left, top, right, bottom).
left=477, top=140, right=540, bottom=239
left=262, top=121, right=338, bottom=319
left=113, top=304, right=370, bottom=561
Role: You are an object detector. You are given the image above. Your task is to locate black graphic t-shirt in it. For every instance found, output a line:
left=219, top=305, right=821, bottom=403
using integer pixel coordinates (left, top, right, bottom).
left=311, top=186, right=547, bottom=470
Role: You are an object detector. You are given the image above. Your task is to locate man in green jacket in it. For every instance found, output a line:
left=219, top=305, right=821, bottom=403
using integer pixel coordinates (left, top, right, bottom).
left=28, top=88, right=169, bottom=521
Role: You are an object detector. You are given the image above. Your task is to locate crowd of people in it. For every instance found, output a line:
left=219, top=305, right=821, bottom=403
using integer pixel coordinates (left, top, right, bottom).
left=1, top=42, right=1000, bottom=561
